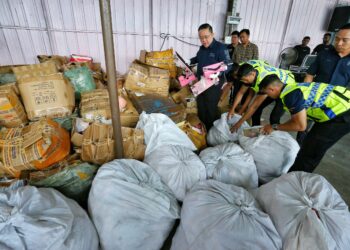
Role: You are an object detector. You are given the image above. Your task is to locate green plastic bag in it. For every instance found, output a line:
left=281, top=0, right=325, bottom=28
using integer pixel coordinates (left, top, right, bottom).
left=53, top=108, right=79, bottom=131
left=29, top=160, right=98, bottom=206
left=0, top=73, right=16, bottom=84
left=64, top=66, right=96, bottom=99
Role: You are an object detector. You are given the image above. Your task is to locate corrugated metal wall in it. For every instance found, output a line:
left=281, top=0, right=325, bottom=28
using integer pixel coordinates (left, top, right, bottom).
left=0, top=0, right=228, bottom=73
left=1, top=0, right=350, bottom=72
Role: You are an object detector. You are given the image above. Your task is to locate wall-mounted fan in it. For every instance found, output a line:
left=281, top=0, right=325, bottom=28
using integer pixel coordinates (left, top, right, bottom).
left=279, top=47, right=298, bottom=69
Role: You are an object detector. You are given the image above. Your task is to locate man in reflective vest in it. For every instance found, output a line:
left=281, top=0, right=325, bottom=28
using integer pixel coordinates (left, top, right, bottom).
left=259, top=74, right=350, bottom=173
left=228, top=60, right=295, bottom=132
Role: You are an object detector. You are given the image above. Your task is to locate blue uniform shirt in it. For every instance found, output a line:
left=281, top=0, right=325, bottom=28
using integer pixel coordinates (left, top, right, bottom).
left=190, top=39, right=232, bottom=82
left=307, top=48, right=350, bottom=86
left=283, top=88, right=305, bottom=115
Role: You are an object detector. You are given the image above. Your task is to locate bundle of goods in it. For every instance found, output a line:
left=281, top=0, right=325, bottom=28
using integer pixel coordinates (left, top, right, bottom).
left=81, top=122, right=145, bottom=165
left=142, top=48, right=177, bottom=78
left=26, top=154, right=98, bottom=205
left=239, top=130, right=299, bottom=183
left=88, top=159, right=180, bottom=250
left=0, top=181, right=99, bottom=250
left=125, top=60, right=170, bottom=97
left=12, top=62, right=75, bottom=120
left=80, top=89, right=139, bottom=127
left=256, top=172, right=350, bottom=249
left=199, top=143, right=258, bottom=189
left=128, top=91, right=186, bottom=124
left=144, top=145, right=206, bottom=201
left=0, top=86, right=28, bottom=127
left=171, top=180, right=282, bottom=250
left=136, top=112, right=196, bottom=155
left=0, top=119, right=70, bottom=177
left=207, top=113, right=249, bottom=146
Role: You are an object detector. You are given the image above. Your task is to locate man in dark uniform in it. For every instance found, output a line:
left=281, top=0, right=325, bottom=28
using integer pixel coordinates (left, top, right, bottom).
left=227, top=30, right=240, bottom=60
left=190, top=23, right=232, bottom=130
left=312, top=33, right=334, bottom=55
left=259, top=74, right=350, bottom=173
left=294, top=36, right=311, bottom=66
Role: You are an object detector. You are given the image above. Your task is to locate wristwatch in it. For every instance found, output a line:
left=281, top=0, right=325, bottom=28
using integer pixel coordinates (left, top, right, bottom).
left=272, top=124, right=279, bottom=130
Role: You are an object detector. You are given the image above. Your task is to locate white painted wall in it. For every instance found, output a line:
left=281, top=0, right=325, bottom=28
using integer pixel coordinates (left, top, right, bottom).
left=1, top=0, right=350, bottom=72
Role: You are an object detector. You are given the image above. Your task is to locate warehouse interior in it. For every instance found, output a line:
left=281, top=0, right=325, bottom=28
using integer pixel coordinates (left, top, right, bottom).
left=1, top=0, right=350, bottom=249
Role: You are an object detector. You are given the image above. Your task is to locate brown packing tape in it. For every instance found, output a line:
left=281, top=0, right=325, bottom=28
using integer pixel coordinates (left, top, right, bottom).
left=17, top=73, right=75, bottom=121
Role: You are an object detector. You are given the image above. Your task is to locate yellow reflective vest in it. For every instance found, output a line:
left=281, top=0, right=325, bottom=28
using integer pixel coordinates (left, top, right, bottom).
left=280, top=82, right=350, bottom=122
left=245, top=60, right=296, bottom=93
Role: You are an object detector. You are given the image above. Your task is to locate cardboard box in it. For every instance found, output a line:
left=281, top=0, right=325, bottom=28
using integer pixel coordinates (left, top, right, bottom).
left=0, top=119, right=70, bottom=177
left=17, top=73, right=75, bottom=120
left=145, top=48, right=177, bottom=78
left=128, top=91, right=186, bottom=124
left=80, top=89, right=139, bottom=127
left=81, top=123, right=145, bottom=165
left=12, top=61, right=58, bottom=81
left=0, top=87, right=28, bottom=127
left=125, top=60, right=170, bottom=97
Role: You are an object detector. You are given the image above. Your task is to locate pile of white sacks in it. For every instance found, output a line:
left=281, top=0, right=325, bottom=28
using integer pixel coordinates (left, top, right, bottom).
left=2, top=112, right=349, bottom=250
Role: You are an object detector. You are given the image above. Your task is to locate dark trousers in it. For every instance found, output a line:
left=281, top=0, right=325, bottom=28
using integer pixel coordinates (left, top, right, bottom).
left=197, top=85, right=221, bottom=131
left=289, top=113, right=350, bottom=173
left=252, top=97, right=285, bottom=126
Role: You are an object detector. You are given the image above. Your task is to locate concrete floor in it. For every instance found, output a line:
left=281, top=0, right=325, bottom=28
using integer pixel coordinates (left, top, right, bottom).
left=262, top=105, right=350, bottom=206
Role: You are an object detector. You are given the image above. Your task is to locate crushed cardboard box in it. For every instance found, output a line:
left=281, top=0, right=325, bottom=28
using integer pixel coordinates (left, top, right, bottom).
left=0, top=87, right=28, bottom=127
left=80, top=89, right=139, bottom=127
left=81, top=122, right=145, bottom=165
left=0, top=119, right=70, bottom=177
left=125, top=60, right=170, bottom=97
left=143, top=48, right=177, bottom=78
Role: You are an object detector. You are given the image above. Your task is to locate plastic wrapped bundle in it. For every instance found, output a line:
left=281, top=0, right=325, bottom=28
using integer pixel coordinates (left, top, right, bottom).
left=171, top=180, right=282, bottom=250
left=88, top=159, right=180, bottom=250
left=144, top=145, right=206, bottom=201
left=200, top=143, right=258, bottom=189
left=0, top=181, right=98, bottom=250
left=256, top=172, right=350, bottom=250
left=207, top=113, right=249, bottom=146
left=239, top=131, right=299, bottom=183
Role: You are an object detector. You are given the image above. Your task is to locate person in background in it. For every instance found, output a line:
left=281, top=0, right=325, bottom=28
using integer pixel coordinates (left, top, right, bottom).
left=226, top=31, right=240, bottom=105
left=259, top=74, right=350, bottom=173
left=305, top=24, right=350, bottom=87
left=233, top=29, right=259, bottom=64
left=297, top=25, right=350, bottom=145
left=228, top=60, right=295, bottom=131
left=230, top=29, right=259, bottom=105
left=294, top=36, right=311, bottom=66
left=190, top=23, right=232, bottom=130
left=312, top=33, right=334, bottom=55
left=227, top=30, right=240, bottom=60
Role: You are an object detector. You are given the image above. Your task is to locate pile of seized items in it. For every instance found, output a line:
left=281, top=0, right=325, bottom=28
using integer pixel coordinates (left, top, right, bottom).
left=0, top=50, right=349, bottom=250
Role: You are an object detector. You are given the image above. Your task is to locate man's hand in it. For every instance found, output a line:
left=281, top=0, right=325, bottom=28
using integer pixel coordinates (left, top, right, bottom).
left=227, top=109, right=235, bottom=120
left=260, top=124, right=273, bottom=135
left=230, top=121, right=242, bottom=133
